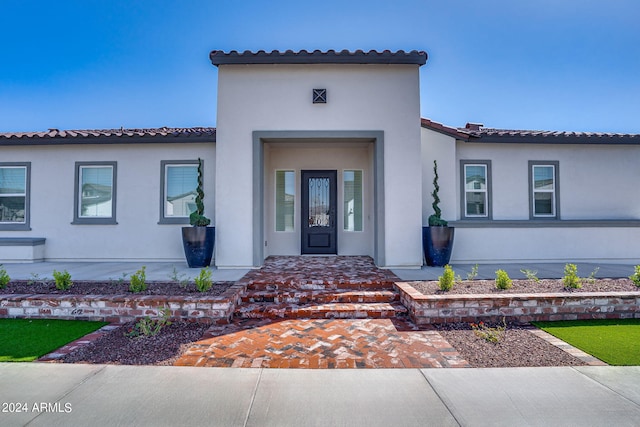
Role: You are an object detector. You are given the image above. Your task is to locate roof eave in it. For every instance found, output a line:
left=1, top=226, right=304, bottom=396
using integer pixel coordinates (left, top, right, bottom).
left=210, top=49, right=428, bottom=67
left=466, top=134, right=640, bottom=145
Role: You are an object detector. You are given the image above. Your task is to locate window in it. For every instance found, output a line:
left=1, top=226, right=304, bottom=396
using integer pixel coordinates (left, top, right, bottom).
left=343, top=170, right=363, bottom=231
left=160, top=161, right=199, bottom=224
left=275, top=170, right=295, bottom=232
left=530, top=161, right=559, bottom=219
left=73, top=162, right=117, bottom=224
left=0, top=162, right=30, bottom=230
left=461, top=160, right=491, bottom=219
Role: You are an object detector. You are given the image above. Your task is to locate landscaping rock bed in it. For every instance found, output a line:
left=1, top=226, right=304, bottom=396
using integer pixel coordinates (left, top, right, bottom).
left=409, top=278, right=638, bottom=295
left=1, top=280, right=235, bottom=296
left=59, top=321, right=210, bottom=366
left=434, top=322, right=587, bottom=367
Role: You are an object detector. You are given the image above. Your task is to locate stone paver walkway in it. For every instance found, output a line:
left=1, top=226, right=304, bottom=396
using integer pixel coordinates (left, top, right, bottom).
left=175, top=318, right=469, bottom=368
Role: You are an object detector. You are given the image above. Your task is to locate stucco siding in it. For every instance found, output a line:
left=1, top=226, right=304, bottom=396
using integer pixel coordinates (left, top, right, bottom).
left=452, top=226, right=640, bottom=263
left=421, top=127, right=457, bottom=224
left=448, top=140, right=640, bottom=263
left=456, top=142, right=640, bottom=220
left=0, top=143, right=215, bottom=262
left=216, top=63, right=423, bottom=268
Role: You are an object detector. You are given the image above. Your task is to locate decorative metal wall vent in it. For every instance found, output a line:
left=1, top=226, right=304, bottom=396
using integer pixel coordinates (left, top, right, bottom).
left=313, top=89, right=327, bottom=104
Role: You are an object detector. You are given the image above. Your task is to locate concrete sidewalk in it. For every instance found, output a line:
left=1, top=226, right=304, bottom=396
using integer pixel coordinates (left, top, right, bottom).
left=1, top=364, right=639, bottom=426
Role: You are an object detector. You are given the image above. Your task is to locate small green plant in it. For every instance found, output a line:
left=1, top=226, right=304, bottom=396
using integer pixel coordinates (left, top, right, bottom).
left=438, top=265, right=455, bottom=291
left=27, top=272, right=48, bottom=286
left=586, top=267, right=600, bottom=284
left=194, top=267, right=213, bottom=292
left=495, top=269, right=512, bottom=290
left=0, top=265, right=10, bottom=289
left=466, top=264, right=479, bottom=281
left=471, top=318, right=506, bottom=343
left=126, top=307, right=171, bottom=338
left=52, top=269, right=73, bottom=290
left=169, top=266, right=190, bottom=288
left=109, top=272, right=129, bottom=286
left=562, top=263, right=582, bottom=289
left=630, top=265, right=640, bottom=287
left=129, top=266, right=147, bottom=293
left=520, top=268, right=540, bottom=282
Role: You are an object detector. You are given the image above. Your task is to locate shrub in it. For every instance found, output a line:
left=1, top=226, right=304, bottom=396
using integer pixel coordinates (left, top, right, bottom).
left=27, top=273, right=48, bottom=286
left=586, top=267, right=600, bottom=284
left=126, top=307, right=171, bottom=338
left=520, top=268, right=540, bottom=282
left=471, top=318, right=506, bottom=343
left=0, top=265, right=9, bottom=289
left=129, top=266, right=147, bottom=293
left=52, top=269, right=73, bottom=290
left=562, top=263, right=582, bottom=289
left=466, top=264, right=479, bottom=281
left=495, top=269, right=512, bottom=290
left=169, top=266, right=190, bottom=289
left=194, top=267, right=213, bottom=292
left=438, top=265, right=455, bottom=291
left=630, top=265, right=640, bottom=287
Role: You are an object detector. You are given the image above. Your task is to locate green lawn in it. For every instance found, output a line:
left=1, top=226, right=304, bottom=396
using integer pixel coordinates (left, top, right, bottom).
left=533, top=319, right=640, bottom=366
left=0, top=318, right=108, bottom=362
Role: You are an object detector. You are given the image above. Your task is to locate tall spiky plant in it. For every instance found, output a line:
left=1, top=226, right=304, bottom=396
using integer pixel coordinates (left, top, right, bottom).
left=428, top=160, right=448, bottom=226
left=189, top=158, right=211, bottom=226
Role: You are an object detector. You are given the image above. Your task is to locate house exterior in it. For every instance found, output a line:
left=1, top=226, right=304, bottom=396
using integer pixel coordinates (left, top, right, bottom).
left=421, top=119, right=640, bottom=264
left=1, top=49, right=639, bottom=267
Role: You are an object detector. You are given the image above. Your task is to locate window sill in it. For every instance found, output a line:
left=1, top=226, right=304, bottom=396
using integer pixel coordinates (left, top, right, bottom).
left=158, top=218, right=191, bottom=225
left=0, top=224, right=31, bottom=231
left=71, top=219, right=118, bottom=225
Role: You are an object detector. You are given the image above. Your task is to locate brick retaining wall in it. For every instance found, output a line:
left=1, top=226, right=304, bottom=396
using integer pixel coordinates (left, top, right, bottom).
left=395, top=282, right=640, bottom=324
left=0, top=283, right=246, bottom=324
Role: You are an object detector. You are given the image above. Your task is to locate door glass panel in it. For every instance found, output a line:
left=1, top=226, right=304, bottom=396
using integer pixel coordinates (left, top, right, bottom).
left=308, top=177, right=330, bottom=227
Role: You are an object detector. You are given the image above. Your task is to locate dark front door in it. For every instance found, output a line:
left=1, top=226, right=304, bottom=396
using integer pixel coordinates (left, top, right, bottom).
left=301, top=170, right=337, bottom=254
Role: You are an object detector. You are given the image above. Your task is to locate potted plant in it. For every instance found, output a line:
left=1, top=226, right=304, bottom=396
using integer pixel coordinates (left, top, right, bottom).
left=182, top=158, right=215, bottom=267
left=423, top=160, right=454, bottom=266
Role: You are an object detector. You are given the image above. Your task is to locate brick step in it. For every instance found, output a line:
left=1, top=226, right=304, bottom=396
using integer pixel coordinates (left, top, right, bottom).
left=234, top=302, right=408, bottom=320
left=242, top=280, right=396, bottom=292
left=241, top=290, right=399, bottom=305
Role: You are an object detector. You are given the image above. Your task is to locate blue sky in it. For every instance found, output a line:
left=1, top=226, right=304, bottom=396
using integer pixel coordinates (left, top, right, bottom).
left=1, top=0, right=639, bottom=133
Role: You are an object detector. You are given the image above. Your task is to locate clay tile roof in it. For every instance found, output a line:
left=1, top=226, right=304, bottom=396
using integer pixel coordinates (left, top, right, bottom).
left=0, top=127, right=216, bottom=145
left=210, top=49, right=427, bottom=66
left=421, top=118, right=640, bottom=145
left=463, top=127, right=640, bottom=144
left=420, top=118, right=473, bottom=140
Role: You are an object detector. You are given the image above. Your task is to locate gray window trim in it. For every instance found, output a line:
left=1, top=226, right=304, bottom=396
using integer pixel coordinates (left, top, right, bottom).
left=460, top=160, right=492, bottom=220
left=529, top=161, right=560, bottom=220
left=159, top=160, right=200, bottom=224
left=0, top=162, right=31, bottom=231
left=72, top=161, right=117, bottom=225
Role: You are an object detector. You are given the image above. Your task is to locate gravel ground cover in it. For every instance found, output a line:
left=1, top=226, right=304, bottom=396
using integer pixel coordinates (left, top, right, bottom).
left=1, top=281, right=235, bottom=296
left=409, top=278, right=638, bottom=295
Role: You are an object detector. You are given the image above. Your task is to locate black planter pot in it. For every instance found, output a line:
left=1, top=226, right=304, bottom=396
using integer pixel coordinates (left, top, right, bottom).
left=182, top=226, right=215, bottom=268
left=423, top=226, right=455, bottom=267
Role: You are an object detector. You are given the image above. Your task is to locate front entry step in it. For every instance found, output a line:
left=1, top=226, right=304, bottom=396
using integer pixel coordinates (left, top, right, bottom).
left=235, top=302, right=408, bottom=320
